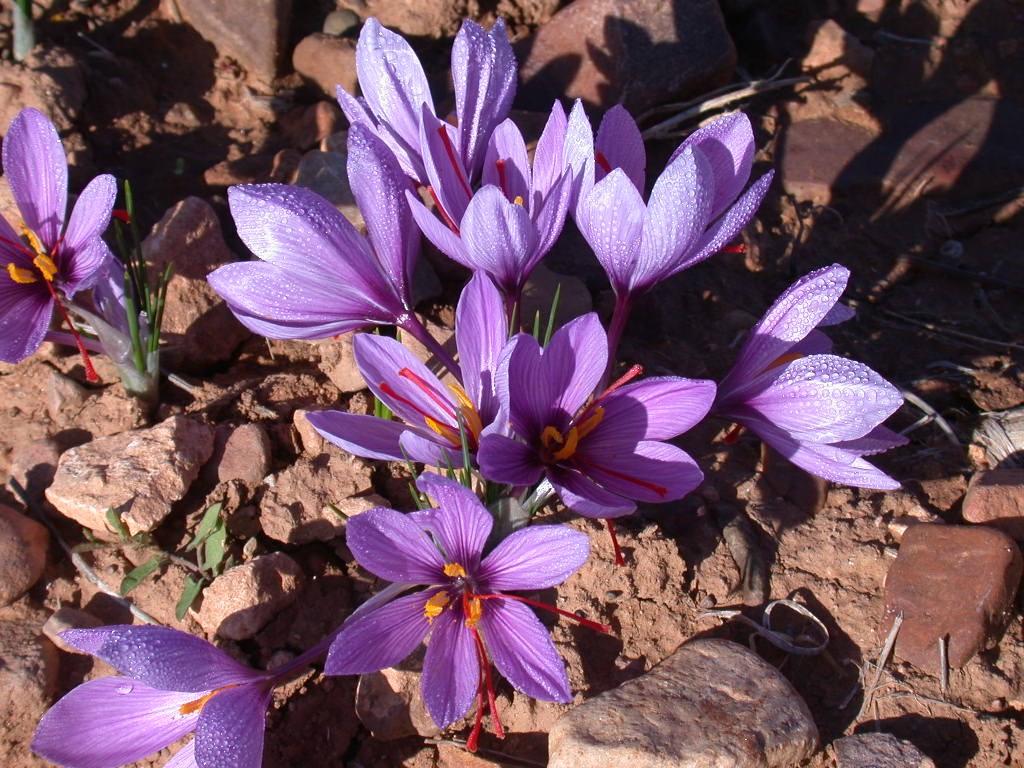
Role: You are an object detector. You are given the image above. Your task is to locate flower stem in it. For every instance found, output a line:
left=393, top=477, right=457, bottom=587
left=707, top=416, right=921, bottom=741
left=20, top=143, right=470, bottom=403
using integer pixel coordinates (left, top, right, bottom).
left=400, top=314, right=461, bottom=382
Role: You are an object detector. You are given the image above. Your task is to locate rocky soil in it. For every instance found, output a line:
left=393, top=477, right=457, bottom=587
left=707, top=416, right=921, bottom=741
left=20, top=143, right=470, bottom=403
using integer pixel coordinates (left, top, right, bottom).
left=1, top=0, right=1023, bottom=767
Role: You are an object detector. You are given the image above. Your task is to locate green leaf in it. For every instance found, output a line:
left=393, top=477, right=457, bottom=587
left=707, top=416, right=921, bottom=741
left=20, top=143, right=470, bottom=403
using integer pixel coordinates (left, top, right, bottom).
left=327, top=502, right=349, bottom=520
left=105, top=507, right=130, bottom=539
left=175, top=575, right=205, bottom=621
left=119, top=555, right=164, bottom=596
left=201, top=522, right=228, bottom=574
left=187, top=503, right=223, bottom=551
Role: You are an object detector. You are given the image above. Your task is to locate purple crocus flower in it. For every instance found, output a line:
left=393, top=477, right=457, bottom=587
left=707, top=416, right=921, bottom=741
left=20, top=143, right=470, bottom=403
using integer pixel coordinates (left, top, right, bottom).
left=338, top=17, right=515, bottom=184
left=409, top=102, right=572, bottom=302
left=307, top=272, right=508, bottom=466
left=325, top=473, right=601, bottom=750
left=713, top=263, right=907, bottom=489
left=566, top=105, right=774, bottom=356
left=31, top=625, right=274, bottom=768
left=1, top=107, right=116, bottom=369
left=478, top=313, right=716, bottom=518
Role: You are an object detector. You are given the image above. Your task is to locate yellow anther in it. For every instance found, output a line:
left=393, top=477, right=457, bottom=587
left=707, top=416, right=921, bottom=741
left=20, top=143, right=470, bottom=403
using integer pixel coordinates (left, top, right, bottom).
left=541, top=424, right=580, bottom=462
left=425, top=416, right=460, bottom=444
left=32, top=253, right=58, bottom=282
left=443, top=563, right=467, bottom=578
left=19, top=223, right=44, bottom=256
left=6, top=262, right=37, bottom=284
left=575, top=406, right=605, bottom=440
left=424, top=592, right=451, bottom=621
left=765, top=352, right=804, bottom=372
left=512, top=195, right=524, bottom=206
left=464, top=596, right=483, bottom=629
left=178, top=684, right=238, bottom=716
left=449, top=383, right=484, bottom=442
left=550, top=428, right=579, bottom=462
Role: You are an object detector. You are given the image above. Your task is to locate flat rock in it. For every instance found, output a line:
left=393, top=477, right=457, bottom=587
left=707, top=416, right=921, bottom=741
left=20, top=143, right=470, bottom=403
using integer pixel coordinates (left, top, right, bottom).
left=193, top=552, right=304, bottom=640
left=779, top=118, right=878, bottom=205
left=833, top=732, right=936, bottom=768
left=0, top=46, right=86, bottom=132
left=548, top=638, right=819, bottom=768
left=259, top=452, right=387, bottom=544
left=962, top=468, right=1024, bottom=540
left=42, top=607, right=104, bottom=653
left=168, top=0, right=292, bottom=83
left=292, top=34, right=358, bottom=99
left=516, top=0, right=735, bottom=113
left=882, top=523, right=1022, bottom=671
left=343, top=0, right=471, bottom=38
left=355, top=665, right=441, bottom=740
left=317, top=335, right=367, bottom=395
left=0, top=503, right=48, bottom=606
left=45, top=415, right=215, bottom=536
left=143, top=197, right=251, bottom=372
left=213, top=423, right=272, bottom=484
left=46, top=370, right=149, bottom=437
left=7, top=437, right=62, bottom=502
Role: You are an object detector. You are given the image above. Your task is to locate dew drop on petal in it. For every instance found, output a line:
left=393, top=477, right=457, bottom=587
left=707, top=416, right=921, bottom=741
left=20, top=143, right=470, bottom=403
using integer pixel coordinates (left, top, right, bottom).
left=116, top=683, right=134, bottom=695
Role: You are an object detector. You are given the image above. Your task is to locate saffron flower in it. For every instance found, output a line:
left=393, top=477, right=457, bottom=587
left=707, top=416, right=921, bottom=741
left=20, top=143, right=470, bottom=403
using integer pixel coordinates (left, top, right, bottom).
left=712, top=263, right=907, bottom=489
left=338, top=17, right=515, bottom=184
left=566, top=106, right=774, bottom=355
left=307, top=272, right=508, bottom=466
left=1, top=107, right=116, bottom=370
left=408, top=103, right=573, bottom=302
left=326, top=473, right=600, bottom=750
left=478, top=313, right=716, bottom=518
left=32, top=625, right=275, bottom=768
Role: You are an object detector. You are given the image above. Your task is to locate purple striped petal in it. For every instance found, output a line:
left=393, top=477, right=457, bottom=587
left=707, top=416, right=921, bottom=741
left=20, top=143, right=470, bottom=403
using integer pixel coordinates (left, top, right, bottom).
left=576, top=169, right=645, bottom=296
left=577, top=440, right=704, bottom=504
left=60, top=626, right=260, bottom=692
left=407, top=190, right=472, bottom=266
left=0, top=278, right=52, bottom=362
left=670, top=112, right=755, bottom=220
left=564, top=99, right=595, bottom=213
left=420, top=109, right=473, bottom=225
left=3, top=108, right=67, bottom=248
left=477, top=432, right=544, bottom=487
left=59, top=173, right=116, bottom=294
left=482, top=119, right=531, bottom=203
left=415, top=473, right=492, bottom=569
left=460, top=186, right=538, bottom=294
left=455, top=272, right=507, bottom=423
left=164, top=740, right=197, bottom=768
left=326, top=590, right=433, bottom=674
left=548, top=467, right=636, bottom=518
left=345, top=507, right=446, bottom=583
left=308, top=410, right=418, bottom=462
left=479, top=599, right=571, bottom=702
left=478, top=524, right=589, bottom=590
left=687, top=170, right=774, bottom=269
left=592, top=376, right=716, bottom=442
left=834, top=424, right=909, bottom=455
left=595, top=105, right=645, bottom=191
left=531, top=168, right=572, bottom=259
left=194, top=681, right=270, bottom=768
left=32, top=677, right=199, bottom=768
left=531, top=101, right=568, bottom=203
left=421, top=608, right=477, bottom=728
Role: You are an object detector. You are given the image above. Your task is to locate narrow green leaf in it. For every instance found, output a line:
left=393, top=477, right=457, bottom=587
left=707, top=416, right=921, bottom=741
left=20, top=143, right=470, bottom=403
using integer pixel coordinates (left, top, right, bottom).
left=201, top=522, right=228, bottom=574
left=119, top=555, right=163, bottom=596
left=187, top=503, right=223, bottom=551
left=175, top=575, right=205, bottom=621
left=105, top=507, right=130, bottom=539
left=543, top=284, right=562, bottom=346
left=327, top=502, right=349, bottom=520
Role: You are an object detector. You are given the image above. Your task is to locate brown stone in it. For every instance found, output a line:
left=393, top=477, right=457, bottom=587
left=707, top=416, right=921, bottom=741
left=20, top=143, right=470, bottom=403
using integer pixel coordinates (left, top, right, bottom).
left=882, top=524, right=1022, bottom=670
left=0, top=604, right=60, bottom=749
left=803, top=19, right=874, bottom=80
left=779, top=118, right=877, bottom=205
left=833, top=732, right=936, bottom=768
left=279, top=101, right=345, bottom=152
left=193, top=552, right=304, bottom=640
left=292, top=34, right=358, bottom=99
left=7, top=437, right=62, bottom=502
left=355, top=665, right=441, bottom=740
left=45, top=415, right=215, bottom=535
left=516, top=0, right=736, bottom=114
left=344, top=0, right=472, bottom=38
left=0, top=503, right=49, bottom=606
left=214, top=423, right=272, bottom=484
left=316, top=335, right=367, bottom=395
left=548, top=638, right=818, bottom=768
left=962, top=468, right=1024, bottom=540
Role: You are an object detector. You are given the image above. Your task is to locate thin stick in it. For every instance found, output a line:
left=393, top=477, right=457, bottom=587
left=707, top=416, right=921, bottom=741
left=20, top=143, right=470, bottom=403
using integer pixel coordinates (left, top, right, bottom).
left=8, top=479, right=161, bottom=625
left=860, top=612, right=902, bottom=718
left=899, top=389, right=960, bottom=445
left=939, top=634, right=949, bottom=694
left=877, top=307, right=1024, bottom=353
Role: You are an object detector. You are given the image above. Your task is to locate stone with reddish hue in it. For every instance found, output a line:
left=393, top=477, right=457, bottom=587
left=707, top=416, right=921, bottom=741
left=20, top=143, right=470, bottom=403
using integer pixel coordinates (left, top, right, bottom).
left=45, top=416, right=215, bottom=536
left=316, top=335, right=367, bottom=395
left=882, top=524, right=1022, bottom=671
left=0, top=46, right=86, bottom=133
left=962, top=468, right=1024, bottom=540
left=143, top=197, right=251, bottom=372
left=548, top=638, right=818, bottom=768
left=279, top=101, right=344, bottom=151
left=516, top=0, right=735, bottom=113
left=259, top=452, right=386, bottom=544
left=833, top=732, right=936, bottom=768
left=214, top=423, right=272, bottom=484
left=778, top=118, right=877, bottom=205
left=46, top=370, right=149, bottom=437
left=193, top=552, right=304, bottom=640
left=292, top=34, right=358, bottom=99
left=7, top=437, right=62, bottom=502
left=0, top=503, right=48, bottom=606
left=42, top=607, right=104, bottom=653
left=167, top=0, right=292, bottom=83
left=342, top=0, right=471, bottom=38
left=355, top=665, right=440, bottom=740
left=0, top=604, right=59, bottom=747
left=293, top=409, right=329, bottom=456
left=803, top=19, right=873, bottom=80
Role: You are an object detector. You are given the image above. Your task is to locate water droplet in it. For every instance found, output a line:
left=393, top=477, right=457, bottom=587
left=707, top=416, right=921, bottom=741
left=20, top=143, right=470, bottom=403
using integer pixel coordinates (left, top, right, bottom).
left=116, top=683, right=134, bottom=695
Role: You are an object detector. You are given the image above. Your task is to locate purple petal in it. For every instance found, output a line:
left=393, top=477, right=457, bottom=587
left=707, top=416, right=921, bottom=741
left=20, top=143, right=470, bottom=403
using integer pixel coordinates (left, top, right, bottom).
left=421, top=609, right=477, bottom=728
left=593, top=376, right=716, bottom=441
left=479, top=599, right=571, bottom=702
left=834, top=424, right=909, bottom=455
left=671, top=112, right=755, bottom=219
left=577, top=440, right=705, bottom=504
left=687, top=169, right=774, bottom=269
left=60, top=626, right=260, bottom=692
left=415, top=473, right=493, bottom=569
left=164, top=740, right=197, bottom=768
left=0, top=278, right=51, bottom=363
left=477, top=432, right=544, bottom=487
left=531, top=168, right=572, bottom=259
left=407, top=190, right=472, bottom=266
left=59, top=173, right=116, bottom=294
left=564, top=99, right=595, bottom=214
left=576, top=169, right=645, bottom=297
left=3, top=108, right=67, bottom=248
left=326, top=590, right=432, bottom=674
left=194, top=681, right=270, bottom=768
left=345, top=506, right=446, bottom=582
left=482, top=119, right=531, bottom=203
left=460, top=186, right=538, bottom=294
left=31, top=676, right=199, bottom=768
left=723, top=263, right=850, bottom=390
left=595, top=105, right=645, bottom=191
left=548, top=467, right=636, bottom=518
left=455, top=272, right=508, bottom=423
left=399, top=429, right=469, bottom=467
left=452, top=17, right=517, bottom=180
left=531, top=101, right=568, bottom=202
left=420, top=109, right=472, bottom=224
left=478, top=524, right=589, bottom=590
left=308, top=410, right=418, bottom=462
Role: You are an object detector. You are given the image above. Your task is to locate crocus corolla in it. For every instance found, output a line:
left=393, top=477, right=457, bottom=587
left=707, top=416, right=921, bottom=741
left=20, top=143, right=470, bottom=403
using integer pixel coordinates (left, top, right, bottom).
left=307, top=272, right=507, bottom=467
left=0, top=107, right=116, bottom=367
left=207, top=124, right=423, bottom=342
left=338, top=17, right=515, bottom=184
left=712, top=263, right=906, bottom=489
left=32, top=625, right=274, bottom=768
left=478, top=313, right=716, bottom=518
left=325, top=473, right=599, bottom=750
left=409, top=103, right=572, bottom=302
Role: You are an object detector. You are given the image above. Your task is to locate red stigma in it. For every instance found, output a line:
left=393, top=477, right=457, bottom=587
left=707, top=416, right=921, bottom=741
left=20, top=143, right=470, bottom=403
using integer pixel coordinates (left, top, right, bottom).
left=436, top=125, right=473, bottom=199
left=111, top=209, right=132, bottom=224
left=397, top=368, right=457, bottom=419
left=596, top=363, right=643, bottom=401
left=723, top=423, right=744, bottom=444
left=605, top=519, right=626, bottom=567
left=495, top=159, right=508, bottom=197
left=427, top=186, right=461, bottom=234
left=720, top=243, right=746, bottom=254
left=595, top=150, right=613, bottom=175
